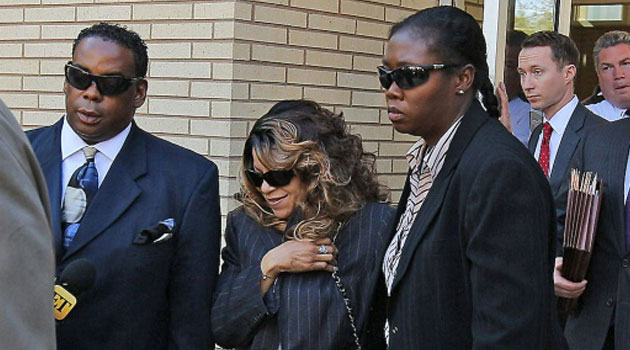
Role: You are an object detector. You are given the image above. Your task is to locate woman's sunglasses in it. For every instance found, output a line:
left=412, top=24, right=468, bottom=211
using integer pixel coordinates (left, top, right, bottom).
left=377, top=64, right=460, bottom=90
left=64, top=62, right=143, bottom=96
left=245, top=169, right=295, bottom=188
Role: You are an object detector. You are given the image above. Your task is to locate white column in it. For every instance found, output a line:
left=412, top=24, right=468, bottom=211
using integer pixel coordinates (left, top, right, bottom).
left=482, top=0, right=509, bottom=86
left=557, top=0, right=572, bottom=35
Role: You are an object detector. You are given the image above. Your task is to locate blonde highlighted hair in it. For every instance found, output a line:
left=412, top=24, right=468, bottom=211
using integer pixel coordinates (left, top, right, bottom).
left=239, top=100, right=390, bottom=240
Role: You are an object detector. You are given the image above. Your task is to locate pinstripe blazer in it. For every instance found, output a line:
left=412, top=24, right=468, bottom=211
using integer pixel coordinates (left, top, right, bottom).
left=564, top=119, right=630, bottom=349
left=386, top=101, right=567, bottom=349
left=211, top=202, right=395, bottom=350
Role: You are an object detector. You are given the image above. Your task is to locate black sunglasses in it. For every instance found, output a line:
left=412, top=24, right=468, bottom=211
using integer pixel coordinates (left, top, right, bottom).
left=64, top=62, right=143, bottom=96
left=245, top=169, right=295, bottom=188
left=377, top=64, right=460, bottom=90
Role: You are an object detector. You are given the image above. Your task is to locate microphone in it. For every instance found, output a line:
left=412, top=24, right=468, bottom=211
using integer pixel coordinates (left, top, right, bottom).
left=53, top=258, right=96, bottom=321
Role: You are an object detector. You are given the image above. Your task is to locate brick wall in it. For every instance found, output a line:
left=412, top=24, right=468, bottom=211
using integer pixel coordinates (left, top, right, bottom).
left=0, top=0, right=439, bottom=215
left=465, top=0, right=484, bottom=23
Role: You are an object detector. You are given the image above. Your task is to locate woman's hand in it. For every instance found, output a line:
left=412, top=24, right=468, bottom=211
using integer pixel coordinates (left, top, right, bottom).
left=262, top=238, right=337, bottom=278
left=259, top=238, right=337, bottom=295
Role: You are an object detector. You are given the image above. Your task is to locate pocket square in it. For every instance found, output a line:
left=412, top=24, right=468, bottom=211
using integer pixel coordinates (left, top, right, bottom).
left=134, top=218, right=175, bottom=245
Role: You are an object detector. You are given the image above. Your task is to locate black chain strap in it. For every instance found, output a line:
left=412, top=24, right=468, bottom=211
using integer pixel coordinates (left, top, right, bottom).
left=331, top=267, right=361, bottom=349
left=331, top=224, right=361, bottom=350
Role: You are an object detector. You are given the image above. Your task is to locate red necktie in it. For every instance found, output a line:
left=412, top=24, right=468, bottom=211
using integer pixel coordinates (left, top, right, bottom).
left=538, top=122, right=552, bottom=177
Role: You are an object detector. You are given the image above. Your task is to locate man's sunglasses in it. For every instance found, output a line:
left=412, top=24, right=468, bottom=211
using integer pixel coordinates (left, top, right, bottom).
left=64, top=62, right=143, bottom=96
left=245, top=169, right=295, bottom=188
left=377, top=64, right=460, bottom=90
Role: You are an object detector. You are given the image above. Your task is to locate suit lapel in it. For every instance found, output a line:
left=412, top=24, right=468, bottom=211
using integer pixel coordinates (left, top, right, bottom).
left=609, top=130, right=630, bottom=256
left=33, top=119, right=64, bottom=262
left=528, top=124, right=542, bottom=154
left=390, top=170, right=412, bottom=236
left=63, top=123, right=147, bottom=260
left=390, top=101, right=487, bottom=291
left=549, top=104, right=587, bottom=195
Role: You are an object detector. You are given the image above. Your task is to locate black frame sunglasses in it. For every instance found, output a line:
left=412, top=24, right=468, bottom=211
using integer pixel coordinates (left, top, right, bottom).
left=64, top=62, right=143, bottom=96
left=245, top=169, right=295, bottom=188
left=377, top=64, right=460, bottom=90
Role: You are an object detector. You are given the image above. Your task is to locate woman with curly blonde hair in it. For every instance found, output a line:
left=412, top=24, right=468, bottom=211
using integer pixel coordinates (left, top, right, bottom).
left=211, top=100, right=394, bottom=349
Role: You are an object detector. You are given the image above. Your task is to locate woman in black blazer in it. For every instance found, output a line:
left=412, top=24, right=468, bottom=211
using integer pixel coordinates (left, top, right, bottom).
left=379, top=6, right=566, bottom=349
left=211, top=100, right=394, bottom=349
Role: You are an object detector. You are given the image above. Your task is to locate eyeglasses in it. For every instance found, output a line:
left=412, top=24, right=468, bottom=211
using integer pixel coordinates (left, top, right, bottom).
left=377, top=64, right=460, bottom=90
left=245, top=169, right=295, bottom=187
left=64, top=62, right=143, bottom=96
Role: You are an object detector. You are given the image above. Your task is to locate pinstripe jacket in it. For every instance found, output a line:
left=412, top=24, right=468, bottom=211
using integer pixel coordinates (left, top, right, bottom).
left=211, top=202, right=395, bottom=350
left=386, top=101, right=567, bottom=349
left=564, top=119, right=630, bottom=349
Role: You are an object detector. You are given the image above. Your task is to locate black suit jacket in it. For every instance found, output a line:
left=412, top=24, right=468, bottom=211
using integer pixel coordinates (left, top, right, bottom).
left=28, top=118, right=221, bottom=349
left=211, top=202, right=395, bottom=349
left=386, top=101, right=566, bottom=349
left=528, top=103, right=606, bottom=251
left=565, top=119, right=630, bottom=349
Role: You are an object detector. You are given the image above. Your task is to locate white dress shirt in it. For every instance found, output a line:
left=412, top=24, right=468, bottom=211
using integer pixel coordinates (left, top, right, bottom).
left=60, top=116, right=131, bottom=204
left=534, top=96, right=579, bottom=177
left=586, top=96, right=629, bottom=122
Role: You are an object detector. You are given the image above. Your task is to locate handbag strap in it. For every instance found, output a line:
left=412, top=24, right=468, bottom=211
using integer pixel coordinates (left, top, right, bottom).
left=331, top=223, right=362, bottom=350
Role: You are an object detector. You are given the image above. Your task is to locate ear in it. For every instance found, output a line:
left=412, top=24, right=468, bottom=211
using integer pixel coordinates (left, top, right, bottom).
left=564, top=64, right=577, bottom=84
left=455, top=64, right=476, bottom=93
left=133, top=79, right=148, bottom=109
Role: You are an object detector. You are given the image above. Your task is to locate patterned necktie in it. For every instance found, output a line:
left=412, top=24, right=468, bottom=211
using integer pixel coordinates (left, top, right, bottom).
left=538, top=122, right=552, bottom=177
left=62, top=146, right=98, bottom=248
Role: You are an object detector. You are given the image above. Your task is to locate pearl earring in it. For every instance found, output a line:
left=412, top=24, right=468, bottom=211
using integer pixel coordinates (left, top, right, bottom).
left=457, top=89, right=464, bottom=95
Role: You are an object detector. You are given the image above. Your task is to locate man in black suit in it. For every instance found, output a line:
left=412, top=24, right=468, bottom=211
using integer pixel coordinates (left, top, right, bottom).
left=519, top=31, right=606, bottom=261
left=564, top=120, right=630, bottom=349
left=27, top=23, right=221, bottom=349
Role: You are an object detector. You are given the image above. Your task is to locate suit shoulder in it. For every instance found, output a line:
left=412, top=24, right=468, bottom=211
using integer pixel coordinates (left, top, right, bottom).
left=358, top=201, right=395, bottom=217
left=583, top=106, right=608, bottom=127
left=586, top=118, right=630, bottom=142
left=140, top=128, right=217, bottom=171
left=347, top=202, right=396, bottom=233
left=226, top=206, right=260, bottom=229
left=227, top=205, right=248, bottom=221
left=463, top=120, right=541, bottom=175
left=472, top=118, right=531, bottom=156
left=26, top=124, right=55, bottom=143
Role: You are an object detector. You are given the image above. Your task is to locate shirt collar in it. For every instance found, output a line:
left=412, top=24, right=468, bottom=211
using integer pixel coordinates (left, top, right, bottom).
left=61, top=115, right=132, bottom=162
left=544, top=95, right=578, bottom=136
left=603, top=98, right=628, bottom=117
left=405, top=115, right=464, bottom=178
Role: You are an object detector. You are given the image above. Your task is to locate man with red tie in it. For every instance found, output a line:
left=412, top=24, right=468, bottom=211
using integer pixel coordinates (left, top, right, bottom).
left=518, top=31, right=606, bottom=303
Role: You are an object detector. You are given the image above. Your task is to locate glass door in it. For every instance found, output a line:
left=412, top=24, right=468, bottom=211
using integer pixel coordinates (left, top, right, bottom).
left=570, top=1, right=630, bottom=100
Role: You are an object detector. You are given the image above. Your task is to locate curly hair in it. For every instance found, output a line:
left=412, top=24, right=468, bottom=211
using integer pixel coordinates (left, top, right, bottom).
left=239, top=100, right=390, bottom=240
left=73, top=22, right=148, bottom=78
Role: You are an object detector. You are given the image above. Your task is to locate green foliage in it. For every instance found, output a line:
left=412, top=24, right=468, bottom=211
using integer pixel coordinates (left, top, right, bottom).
left=514, top=0, right=556, bottom=34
